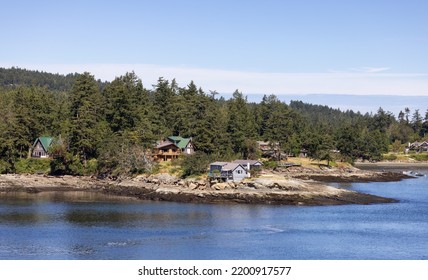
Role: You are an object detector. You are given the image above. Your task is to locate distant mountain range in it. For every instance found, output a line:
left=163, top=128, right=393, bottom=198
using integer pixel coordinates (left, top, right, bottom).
left=232, top=93, right=428, bottom=117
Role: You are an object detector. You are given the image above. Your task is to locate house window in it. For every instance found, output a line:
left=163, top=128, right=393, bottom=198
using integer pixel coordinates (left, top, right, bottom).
left=237, top=170, right=242, bottom=174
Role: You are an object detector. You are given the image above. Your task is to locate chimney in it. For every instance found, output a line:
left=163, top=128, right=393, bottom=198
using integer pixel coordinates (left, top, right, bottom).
left=247, top=162, right=251, bottom=178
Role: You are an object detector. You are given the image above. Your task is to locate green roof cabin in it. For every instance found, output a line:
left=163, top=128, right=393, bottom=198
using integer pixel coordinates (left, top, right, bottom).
left=154, top=136, right=194, bottom=161
left=166, top=136, right=194, bottom=155
left=31, top=137, right=53, bottom=158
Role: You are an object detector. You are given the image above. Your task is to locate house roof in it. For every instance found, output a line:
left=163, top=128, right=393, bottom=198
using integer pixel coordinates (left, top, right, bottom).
left=233, top=159, right=263, bottom=166
left=210, top=161, right=228, bottom=166
left=210, top=162, right=244, bottom=171
left=33, top=137, right=53, bottom=151
left=410, top=141, right=428, bottom=147
left=167, top=136, right=192, bottom=149
left=156, top=141, right=179, bottom=149
left=167, top=136, right=183, bottom=142
left=177, top=138, right=191, bottom=149
left=256, top=141, right=279, bottom=151
left=222, top=163, right=244, bottom=171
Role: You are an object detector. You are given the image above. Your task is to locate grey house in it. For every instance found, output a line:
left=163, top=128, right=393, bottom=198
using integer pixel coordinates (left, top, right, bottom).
left=232, top=159, right=263, bottom=170
left=209, top=162, right=248, bottom=182
left=409, top=141, right=428, bottom=152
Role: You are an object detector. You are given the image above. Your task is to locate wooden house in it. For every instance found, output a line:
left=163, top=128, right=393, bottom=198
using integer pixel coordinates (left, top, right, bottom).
left=166, top=136, right=194, bottom=154
left=154, top=142, right=181, bottom=161
left=209, top=162, right=248, bottom=182
left=31, top=137, right=53, bottom=158
left=154, top=136, right=195, bottom=161
left=256, top=141, right=279, bottom=158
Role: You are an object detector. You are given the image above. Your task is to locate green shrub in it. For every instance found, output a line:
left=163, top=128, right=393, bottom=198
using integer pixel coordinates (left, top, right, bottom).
left=84, top=159, right=98, bottom=175
left=15, top=158, right=51, bottom=174
left=0, top=159, right=13, bottom=174
left=410, top=153, right=428, bottom=161
left=180, top=152, right=211, bottom=178
left=382, top=154, right=398, bottom=161
left=68, top=156, right=85, bottom=175
left=263, top=160, right=279, bottom=169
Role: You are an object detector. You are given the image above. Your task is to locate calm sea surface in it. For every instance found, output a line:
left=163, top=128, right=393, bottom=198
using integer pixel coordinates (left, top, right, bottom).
left=0, top=168, right=427, bottom=260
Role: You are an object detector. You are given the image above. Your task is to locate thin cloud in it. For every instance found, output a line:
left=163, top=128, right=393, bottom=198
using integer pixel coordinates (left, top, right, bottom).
left=362, top=67, right=391, bottom=73
left=349, top=67, right=391, bottom=73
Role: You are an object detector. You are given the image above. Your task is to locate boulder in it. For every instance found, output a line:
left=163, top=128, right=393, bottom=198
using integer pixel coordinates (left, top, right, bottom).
left=177, top=180, right=186, bottom=187
left=189, top=182, right=198, bottom=190
left=196, top=179, right=206, bottom=186
left=212, top=182, right=228, bottom=190
left=245, top=181, right=264, bottom=189
left=227, top=181, right=236, bottom=188
left=154, top=173, right=179, bottom=184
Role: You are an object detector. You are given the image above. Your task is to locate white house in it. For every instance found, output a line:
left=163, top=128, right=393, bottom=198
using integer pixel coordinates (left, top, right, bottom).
left=209, top=162, right=248, bottom=182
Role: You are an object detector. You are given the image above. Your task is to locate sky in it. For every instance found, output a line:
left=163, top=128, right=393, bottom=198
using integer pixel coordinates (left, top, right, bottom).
left=1, top=0, right=428, bottom=97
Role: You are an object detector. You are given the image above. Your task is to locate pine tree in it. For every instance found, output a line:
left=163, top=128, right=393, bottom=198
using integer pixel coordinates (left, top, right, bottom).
left=68, top=72, right=106, bottom=164
left=226, top=90, right=256, bottom=157
left=104, top=72, right=140, bottom=133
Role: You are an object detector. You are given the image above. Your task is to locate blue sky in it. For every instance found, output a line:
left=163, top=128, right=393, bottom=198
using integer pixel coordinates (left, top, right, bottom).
left=1, top=0, right=428, bottom=96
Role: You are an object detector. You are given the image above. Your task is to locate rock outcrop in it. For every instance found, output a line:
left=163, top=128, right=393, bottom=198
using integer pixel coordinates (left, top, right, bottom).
left=0, top=168, right=408, bottom=206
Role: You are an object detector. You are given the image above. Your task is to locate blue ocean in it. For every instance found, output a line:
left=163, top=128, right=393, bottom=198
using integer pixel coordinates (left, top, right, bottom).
left=0, top=169, right=427, bottom=260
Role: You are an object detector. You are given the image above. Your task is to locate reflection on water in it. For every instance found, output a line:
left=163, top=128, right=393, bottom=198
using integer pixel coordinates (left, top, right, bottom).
left=0, top=191, right=140, bottom=204
left=0, top=212, right=51, bottom=224
left=1, top=174, right=428, bottom=260
left=65, top=210, right=210, bottom=227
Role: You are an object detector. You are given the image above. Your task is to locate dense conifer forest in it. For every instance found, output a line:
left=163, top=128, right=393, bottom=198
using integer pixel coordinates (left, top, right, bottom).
left=1, top=67, right=427, bottom=176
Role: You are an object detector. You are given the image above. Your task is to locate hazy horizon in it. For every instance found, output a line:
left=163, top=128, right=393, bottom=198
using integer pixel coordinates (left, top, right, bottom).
left=227, top=93, right=428, bottom=117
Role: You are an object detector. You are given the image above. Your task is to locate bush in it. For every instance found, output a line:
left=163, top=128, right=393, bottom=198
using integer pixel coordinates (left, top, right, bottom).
left=263, top=160, right=279, bottom=169
left=180, top=152, right=211, bottom=178
left=382, top=154, right=398, bottom=161
left=0, top=159, right=13, bottom=174
left=410, top=153, right=428, bottom=161
left=15, top=158, right=51, bottom=174
left=85, top=159, right=98, bottom=175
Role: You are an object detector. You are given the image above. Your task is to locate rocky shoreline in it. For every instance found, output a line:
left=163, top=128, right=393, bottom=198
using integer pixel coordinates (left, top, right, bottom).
left=0, top=166, right=412, bottom=206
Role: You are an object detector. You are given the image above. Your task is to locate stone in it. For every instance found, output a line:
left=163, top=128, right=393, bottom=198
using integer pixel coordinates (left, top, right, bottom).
left=227, top=181, right=235, bottom=188
left=177, top=180, right=185, bottom=186
left=154, top=173, right=179, bottom=184
left=212, top=182, right=227, bottom=190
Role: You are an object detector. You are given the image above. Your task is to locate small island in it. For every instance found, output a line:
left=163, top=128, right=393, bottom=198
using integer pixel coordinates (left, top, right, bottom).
left=0, top=159, right=414, bottom=206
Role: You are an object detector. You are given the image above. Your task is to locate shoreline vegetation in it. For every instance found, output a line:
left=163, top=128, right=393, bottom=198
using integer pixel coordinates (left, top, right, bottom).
left=1, top=162, right=421, bottom=206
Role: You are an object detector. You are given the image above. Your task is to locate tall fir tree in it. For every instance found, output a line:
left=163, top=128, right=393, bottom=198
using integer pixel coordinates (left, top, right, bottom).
left=68, top=72, right=106, bottom=164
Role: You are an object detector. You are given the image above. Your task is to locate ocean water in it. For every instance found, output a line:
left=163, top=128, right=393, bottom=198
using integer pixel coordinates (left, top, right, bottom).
left=0, top=170, right=427, bottom=260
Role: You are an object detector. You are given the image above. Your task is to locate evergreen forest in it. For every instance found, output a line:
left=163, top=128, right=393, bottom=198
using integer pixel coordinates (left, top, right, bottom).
left=1, top=67, right=427, bottom=177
